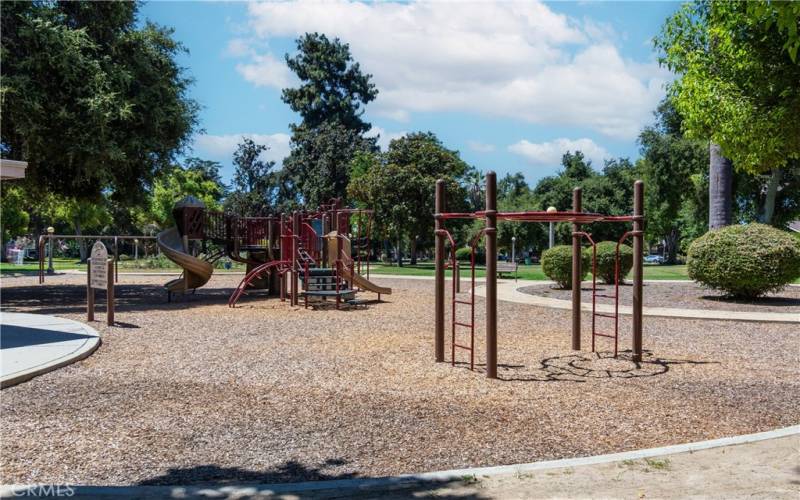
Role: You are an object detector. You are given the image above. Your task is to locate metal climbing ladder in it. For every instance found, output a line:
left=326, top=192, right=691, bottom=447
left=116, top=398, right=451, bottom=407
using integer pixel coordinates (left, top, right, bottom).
left=574, top=232, right=616, bottom=355
left=436, top=228, right=483, bottom=371
left=575, top=230, right=644, bottom=357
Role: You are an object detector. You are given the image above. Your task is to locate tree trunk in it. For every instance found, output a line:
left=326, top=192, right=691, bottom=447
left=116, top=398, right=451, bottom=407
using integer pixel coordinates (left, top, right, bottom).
left=761, top=168, right=781, bottom=225
left=410, top=236, right=418, bottom=265
left=75, top=217, right=87, bottom=262
left=709, top=142, right=733, bottom=229
left=395, top=233, right=403, bottom=267
left=383, top=239, right=391, bottom=263
left=664, top=228, right=679, bottom=265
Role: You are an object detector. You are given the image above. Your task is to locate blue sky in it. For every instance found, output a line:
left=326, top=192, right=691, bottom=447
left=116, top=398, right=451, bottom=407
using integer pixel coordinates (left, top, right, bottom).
left=140, top=1, right=680, bottom=186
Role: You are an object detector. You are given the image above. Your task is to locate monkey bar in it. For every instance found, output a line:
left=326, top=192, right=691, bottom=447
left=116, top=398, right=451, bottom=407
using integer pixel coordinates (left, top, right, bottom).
left=433, top=174, right=645, bottom=379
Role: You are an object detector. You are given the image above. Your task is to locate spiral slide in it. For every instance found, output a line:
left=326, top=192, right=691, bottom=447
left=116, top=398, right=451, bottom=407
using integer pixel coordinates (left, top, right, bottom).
left=156, top=227, right=214, bottom=292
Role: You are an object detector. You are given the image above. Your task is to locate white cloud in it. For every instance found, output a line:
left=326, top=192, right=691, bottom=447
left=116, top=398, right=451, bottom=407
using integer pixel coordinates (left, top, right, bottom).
left=235, top=53, right=294, bottom=88
left=225, top=38, right=252, bottom=58
left=232, top=0, right=668, bottom=139
left=193, top=133, right=291, bottom=166
left=366, top=126, right=407, bottom=151
left=374, top=108, right=411, bottom=123
left=467, top=140, right=496, bottom=153
left=508, top=138, right=608, bottom=168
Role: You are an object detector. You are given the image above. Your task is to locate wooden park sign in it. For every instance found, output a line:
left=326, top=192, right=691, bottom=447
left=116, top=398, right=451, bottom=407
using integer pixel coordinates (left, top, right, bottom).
left=87, top=240, right=114, bottom=326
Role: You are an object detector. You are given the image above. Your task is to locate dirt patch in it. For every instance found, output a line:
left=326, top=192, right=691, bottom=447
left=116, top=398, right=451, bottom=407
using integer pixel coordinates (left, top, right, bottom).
left=519, top=281, right=800, bottom=313
left=1, top=274, right=798, bottom=486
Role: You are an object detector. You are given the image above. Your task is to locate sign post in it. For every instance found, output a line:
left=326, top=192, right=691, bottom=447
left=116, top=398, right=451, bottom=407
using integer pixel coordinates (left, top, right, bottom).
left=87, top=241, right=114, bottom=326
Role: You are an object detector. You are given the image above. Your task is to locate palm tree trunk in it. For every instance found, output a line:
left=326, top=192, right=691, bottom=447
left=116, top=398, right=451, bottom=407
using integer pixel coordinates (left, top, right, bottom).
left=709, top=142, right=733, bottom=229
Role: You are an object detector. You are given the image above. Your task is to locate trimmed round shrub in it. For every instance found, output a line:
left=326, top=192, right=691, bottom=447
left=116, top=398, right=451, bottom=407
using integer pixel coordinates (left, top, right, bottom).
left=589, top=241, right=633, bottom=284
left=455, top=246, right=485, bottom=264
left=542, top=245, right=590, bottom=289
left=687, top=223, right=800, bottom=298
left=455, top=247, right=471, bottom=261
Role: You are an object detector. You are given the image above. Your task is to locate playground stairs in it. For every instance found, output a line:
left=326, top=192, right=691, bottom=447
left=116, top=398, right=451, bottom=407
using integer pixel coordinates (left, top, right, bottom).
left=299, top=268, right=356, bottom=308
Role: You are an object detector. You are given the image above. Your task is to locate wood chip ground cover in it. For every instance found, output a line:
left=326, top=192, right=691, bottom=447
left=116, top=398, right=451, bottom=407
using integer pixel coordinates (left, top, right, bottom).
left=1, top=275, right=797, bottom=485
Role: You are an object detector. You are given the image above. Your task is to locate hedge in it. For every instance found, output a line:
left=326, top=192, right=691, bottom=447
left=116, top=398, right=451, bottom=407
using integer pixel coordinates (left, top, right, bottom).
left=687, top=223, right=800, bottom=298
left=455, top=246, right=485, bottom=264
left=590, top=241, right=633, bottom=284
left=542, top=245, right=590, bottom=289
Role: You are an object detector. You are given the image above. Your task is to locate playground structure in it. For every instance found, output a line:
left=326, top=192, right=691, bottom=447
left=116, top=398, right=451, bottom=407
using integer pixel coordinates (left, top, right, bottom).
left=433, top=172, right=644, bottom=379
left=158, top=196, right=390, bottom=308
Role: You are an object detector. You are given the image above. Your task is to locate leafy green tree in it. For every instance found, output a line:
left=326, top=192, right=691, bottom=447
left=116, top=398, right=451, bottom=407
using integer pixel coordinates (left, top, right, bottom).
left=348, top=156, right=429, bottom=266
left=148, top=163, right=225, bottom=229
left=735, top=160, right=800, bottom=230
left=185, top=157, right=226, bottom=188
left=282, top=33, right=378, bottom=134
left=383, top=132, right=470, bottom=264
left=532, top=151, right=597, bottom=245
left=281, top=122, right=376, bottom=208
left=655, top=1, right=800, bottom=225
left=348, top=132, right=470, bottom=266
left=1, top=1, right=199, bottom=204
left=497, top=192, right=547, bottom=260
left=494, top=172, right=546, bottom=259
left=638, top=100, right=709, bottom=263
left=1, top=185, right=30, bottom=248
left=280, top=33, right=378, bottom=206
left=498, top=172, right=529, bottom=201
left=531, top=152, right=640, bottom=248
left=464, top=168, right=485, bottom=210
left=36, top=195, right=112, bottom=262
left=225, top=138, right=276, bottom=216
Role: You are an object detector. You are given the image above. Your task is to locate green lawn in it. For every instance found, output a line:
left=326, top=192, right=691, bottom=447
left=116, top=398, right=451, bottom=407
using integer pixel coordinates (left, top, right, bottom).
left=0, top=257, right=246, bottom=274
left=8, top=258, right=797, bottom=283
left=368, top=262, right=691, bottom=281
left=1, top=258, right=81, bottom=273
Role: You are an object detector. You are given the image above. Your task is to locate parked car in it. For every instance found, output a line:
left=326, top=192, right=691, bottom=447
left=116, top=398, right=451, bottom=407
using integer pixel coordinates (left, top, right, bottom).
left=644, top=254, right=665, bottom=264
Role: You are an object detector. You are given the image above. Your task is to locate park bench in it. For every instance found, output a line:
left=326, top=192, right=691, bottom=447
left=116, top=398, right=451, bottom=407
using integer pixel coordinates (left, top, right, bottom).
left=496, top=261, right=518, bottom=280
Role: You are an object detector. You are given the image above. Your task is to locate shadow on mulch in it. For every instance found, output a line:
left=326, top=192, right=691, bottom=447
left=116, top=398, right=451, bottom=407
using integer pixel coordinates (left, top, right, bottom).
left=136, top=458, right=484, bottom=497
left=1, top=282, right=393, bottom=316
left=701, top=295, right=800, bottom=308
left=0, top=283, right=260, bottom=316
left=139, top=458, right=355, bottom=485
left=454, top=350, right=717, bottom=383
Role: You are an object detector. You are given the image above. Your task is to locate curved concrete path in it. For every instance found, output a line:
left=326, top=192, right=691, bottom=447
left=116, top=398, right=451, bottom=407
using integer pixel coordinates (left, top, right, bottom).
left=473, top=279, right=800, bottom=324
left=0, top=312, right=100, bottom=388
left=2, top=426, right=796, bottom=498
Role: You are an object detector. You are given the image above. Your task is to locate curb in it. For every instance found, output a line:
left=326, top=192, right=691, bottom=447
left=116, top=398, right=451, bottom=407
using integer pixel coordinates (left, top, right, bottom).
left=473, top=280, right=800, bottom=324
left=0, top=314, right=101, bottom=389
left=1, top=425, right=797, bottom=498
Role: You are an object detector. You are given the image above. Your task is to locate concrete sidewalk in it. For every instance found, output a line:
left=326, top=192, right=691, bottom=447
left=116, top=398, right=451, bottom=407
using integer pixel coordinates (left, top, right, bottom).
left=0, top=312, right=100, bottom=388
left=2, top=428, right=796, bottom=498
left=473, top=279, right=800, bottom=324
